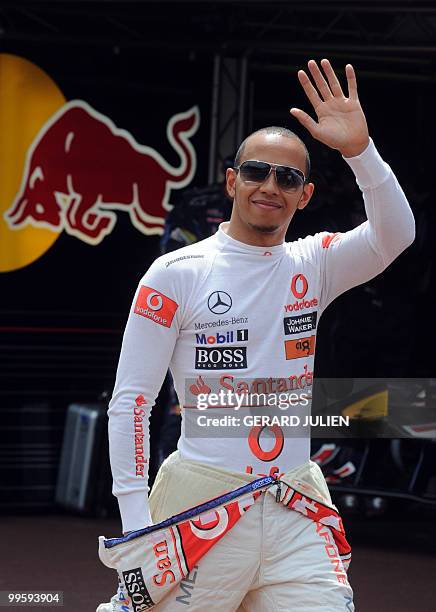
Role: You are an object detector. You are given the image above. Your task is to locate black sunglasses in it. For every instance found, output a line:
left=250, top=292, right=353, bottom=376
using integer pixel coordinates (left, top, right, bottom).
left=234, top=160, right=306, bottom=191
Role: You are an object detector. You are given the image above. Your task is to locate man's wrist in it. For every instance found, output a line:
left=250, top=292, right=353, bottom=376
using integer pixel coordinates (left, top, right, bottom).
left=340, top=138, right=370, bottom=159
left=118, top=490, right=153, bottom=533
left=342, top=138, right=390, bottom=189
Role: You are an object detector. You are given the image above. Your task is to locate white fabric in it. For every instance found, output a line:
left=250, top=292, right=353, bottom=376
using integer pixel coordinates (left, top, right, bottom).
left=149, top=454, right=353, bottom=612
left=108, top=139, right=415, bottom=532
left=97, top=453, right=352, bottom=612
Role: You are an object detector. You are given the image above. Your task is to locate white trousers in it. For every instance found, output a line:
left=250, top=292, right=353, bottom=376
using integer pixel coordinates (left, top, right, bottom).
left=149, top=454, right=354, bottom=611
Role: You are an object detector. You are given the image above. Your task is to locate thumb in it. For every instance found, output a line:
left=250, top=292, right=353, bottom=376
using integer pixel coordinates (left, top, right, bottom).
left=290, top=108, right=318, bottom=137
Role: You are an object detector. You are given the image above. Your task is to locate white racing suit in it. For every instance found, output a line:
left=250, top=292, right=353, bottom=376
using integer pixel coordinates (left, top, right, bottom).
left=103, top=140, right=414, bottom=610
left=100, top=452, right=354, bottom=611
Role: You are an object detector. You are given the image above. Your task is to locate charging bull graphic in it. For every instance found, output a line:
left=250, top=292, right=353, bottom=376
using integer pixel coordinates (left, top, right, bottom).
left=4, top=100, right=199, bottom=245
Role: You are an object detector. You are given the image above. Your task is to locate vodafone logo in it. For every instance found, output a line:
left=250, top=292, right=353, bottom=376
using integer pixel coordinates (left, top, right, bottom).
left=248, top=425, right=284, bottom=462
left=285, top=274, right=317, bottom=313
left=146, top=292, right=163, bottom=311
left=134, top=285, right=178, bottom=328
left=291, top=274, right=308, bottom=299
left=284, top=297, right=318, bottom=313
left=190, top=508, right=229, bottom=540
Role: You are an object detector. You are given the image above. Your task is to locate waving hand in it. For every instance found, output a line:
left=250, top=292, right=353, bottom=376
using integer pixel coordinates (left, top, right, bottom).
left=290, top=59, right=370, bottom=158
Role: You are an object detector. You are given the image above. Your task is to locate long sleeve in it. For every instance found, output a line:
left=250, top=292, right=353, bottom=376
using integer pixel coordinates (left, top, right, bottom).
left=108, top=258, right=182, bottom=532
left=303, top=139, right=416, bottom=311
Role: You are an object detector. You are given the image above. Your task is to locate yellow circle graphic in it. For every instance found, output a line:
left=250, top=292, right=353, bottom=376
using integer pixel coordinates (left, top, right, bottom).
left=0, top=54, right=66, bottom=273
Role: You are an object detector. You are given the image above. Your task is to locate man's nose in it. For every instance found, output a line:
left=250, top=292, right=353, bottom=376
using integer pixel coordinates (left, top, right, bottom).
left=260, top=168, right=279, bottom=193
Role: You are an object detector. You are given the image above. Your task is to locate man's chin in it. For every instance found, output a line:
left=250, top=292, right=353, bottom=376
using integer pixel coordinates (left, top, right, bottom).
left=248, top=222, right=280, bottom=234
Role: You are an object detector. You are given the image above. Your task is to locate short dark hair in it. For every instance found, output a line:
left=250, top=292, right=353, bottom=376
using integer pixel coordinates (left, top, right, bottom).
left=234, top=126, right=311, bottom=180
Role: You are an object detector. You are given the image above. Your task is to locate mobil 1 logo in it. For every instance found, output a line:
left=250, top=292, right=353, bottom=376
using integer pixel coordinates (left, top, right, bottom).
left=195, top=346, right=247, bottom=369
left=283, top=312, right=317, bottom=336
left=196, top=329, right=248, bottom=345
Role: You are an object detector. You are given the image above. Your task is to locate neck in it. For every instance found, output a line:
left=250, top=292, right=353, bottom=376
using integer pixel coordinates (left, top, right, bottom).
left=225, top=211, right=287, bottom=246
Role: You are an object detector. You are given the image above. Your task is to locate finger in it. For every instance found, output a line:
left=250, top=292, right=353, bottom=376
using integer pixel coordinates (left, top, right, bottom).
left=320, top=58, right=344, bottom=98
left=290, top=108, right=318, bottom=136
left=346, top=64, right=358, bottom=100
left=297, top=70, right=322, bottom=111
left=307, top=59, right=333, bottom=101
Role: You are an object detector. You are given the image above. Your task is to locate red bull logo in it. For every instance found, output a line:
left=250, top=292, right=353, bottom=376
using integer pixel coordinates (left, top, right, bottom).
left=4, top=99, right=199, bottom=245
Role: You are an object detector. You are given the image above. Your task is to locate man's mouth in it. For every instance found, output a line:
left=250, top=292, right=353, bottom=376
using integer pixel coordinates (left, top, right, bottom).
left=252, top=199, right=282, bottom=210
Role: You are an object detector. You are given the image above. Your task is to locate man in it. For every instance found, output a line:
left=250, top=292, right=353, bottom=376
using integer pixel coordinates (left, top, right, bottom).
left=98, top=59, right=414, bottom=611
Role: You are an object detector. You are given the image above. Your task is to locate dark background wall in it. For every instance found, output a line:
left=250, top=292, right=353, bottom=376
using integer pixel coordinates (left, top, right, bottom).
left=0, top=1, right=435, bottom=511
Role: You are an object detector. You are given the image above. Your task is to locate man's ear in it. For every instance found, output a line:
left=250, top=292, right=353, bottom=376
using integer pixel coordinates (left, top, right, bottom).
left=226, top=167, right=237, bottom=199
left=297, top=182, right=315, bottom=210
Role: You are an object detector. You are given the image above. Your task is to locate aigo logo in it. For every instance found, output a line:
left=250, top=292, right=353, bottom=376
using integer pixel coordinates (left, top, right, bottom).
left=134, top=285, right=178, bottom=328
left=284, top=335, right=316, bottom=360
left=291, top=274, right=308, bottom=299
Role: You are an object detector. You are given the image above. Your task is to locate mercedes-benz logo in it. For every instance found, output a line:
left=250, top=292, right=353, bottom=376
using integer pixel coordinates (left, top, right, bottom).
left=208, top=291, right=232, bottom=315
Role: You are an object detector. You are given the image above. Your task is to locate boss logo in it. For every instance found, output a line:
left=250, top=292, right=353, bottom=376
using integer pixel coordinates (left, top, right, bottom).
left=195, top=347, right=247, bottom=369
left=122, top=568, right=154, bottom=611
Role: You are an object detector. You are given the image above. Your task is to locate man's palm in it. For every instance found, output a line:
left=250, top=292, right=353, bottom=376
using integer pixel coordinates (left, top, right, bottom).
left=291, top=59, right=369, bottom=158
left=314, top=99, right=367, bottom=151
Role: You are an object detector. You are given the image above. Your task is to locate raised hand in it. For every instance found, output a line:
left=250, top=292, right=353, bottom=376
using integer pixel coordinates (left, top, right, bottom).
left=290, top=59, right=370, bottom=158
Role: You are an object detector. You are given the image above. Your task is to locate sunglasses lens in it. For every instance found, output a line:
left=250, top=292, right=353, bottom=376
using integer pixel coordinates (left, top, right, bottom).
left=239, top=161, right=270, bottom=183
left=275, top=167, right=304, bottom=190
left=238, top=161, right=304, bottom=190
